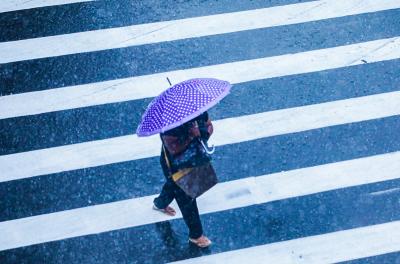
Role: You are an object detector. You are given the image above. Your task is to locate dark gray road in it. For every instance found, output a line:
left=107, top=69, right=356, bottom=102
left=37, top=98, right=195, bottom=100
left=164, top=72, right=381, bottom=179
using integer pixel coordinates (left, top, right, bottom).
left=0, top=1, right=399, bottom=263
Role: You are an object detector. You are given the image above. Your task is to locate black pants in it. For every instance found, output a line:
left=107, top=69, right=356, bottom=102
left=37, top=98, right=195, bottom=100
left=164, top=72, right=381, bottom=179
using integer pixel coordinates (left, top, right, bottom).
left=153, top=157, right=203, bottom=239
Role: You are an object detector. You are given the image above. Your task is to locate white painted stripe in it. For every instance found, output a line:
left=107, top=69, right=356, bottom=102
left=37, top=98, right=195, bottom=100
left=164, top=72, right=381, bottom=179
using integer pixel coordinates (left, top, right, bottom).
left=0, top=0, right=94, bottom=13
left=170, top=221, right=400, bottom=264
left=1, top=91, right=399, bottom=182
left=1, top=151, right=399, bottom=251
left=368, top=187, right=400, bottom=196
left=1, top=0, right=399, bottom=63
left=1, top=36, right=399, bottom=120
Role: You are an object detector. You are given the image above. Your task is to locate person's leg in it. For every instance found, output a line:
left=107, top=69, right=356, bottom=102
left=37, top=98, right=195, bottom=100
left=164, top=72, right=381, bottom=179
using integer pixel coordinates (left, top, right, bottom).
left=154, top=157, right=177, bottom=214
left=155, top=173, right=210, bottom=246
left=153, top=178, right=175, bottom=210
left=174, top=186, right=203, bottom=239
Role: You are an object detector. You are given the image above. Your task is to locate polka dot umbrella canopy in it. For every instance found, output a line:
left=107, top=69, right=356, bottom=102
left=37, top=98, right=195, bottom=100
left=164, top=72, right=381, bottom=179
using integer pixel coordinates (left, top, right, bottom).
left=136, top=78, right=231, bottom=137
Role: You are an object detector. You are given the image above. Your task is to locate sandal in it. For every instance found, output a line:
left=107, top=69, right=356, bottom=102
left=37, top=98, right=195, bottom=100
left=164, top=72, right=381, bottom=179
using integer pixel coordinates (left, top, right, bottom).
left=153, top=204, right=176, bottom=216
left=189, top=235, right=212, bottom=248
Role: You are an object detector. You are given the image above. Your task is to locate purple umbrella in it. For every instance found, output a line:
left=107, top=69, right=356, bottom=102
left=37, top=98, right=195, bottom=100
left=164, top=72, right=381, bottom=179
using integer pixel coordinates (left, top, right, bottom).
left=136, top=78, right=231, bottom=137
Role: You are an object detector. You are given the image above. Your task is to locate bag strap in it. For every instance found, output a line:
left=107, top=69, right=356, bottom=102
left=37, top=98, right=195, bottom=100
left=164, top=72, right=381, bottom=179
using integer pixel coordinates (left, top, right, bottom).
left=162, top=144, right=172, bottom=170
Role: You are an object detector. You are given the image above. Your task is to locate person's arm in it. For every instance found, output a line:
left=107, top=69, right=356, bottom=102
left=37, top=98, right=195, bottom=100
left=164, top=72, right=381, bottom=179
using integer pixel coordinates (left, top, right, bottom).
left=196, top=112, right=213, bottom=140
left=206, top=118, right=213, bottom=137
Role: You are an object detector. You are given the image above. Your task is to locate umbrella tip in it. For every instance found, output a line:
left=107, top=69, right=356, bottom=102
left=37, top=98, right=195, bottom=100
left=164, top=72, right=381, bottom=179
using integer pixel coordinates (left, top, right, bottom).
left=166, top=77, right=172, bottom=86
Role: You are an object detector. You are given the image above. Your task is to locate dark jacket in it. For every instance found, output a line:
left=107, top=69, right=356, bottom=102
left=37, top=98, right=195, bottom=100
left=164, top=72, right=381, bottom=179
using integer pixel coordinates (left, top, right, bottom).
left=160, top=112, right=213, bottom=176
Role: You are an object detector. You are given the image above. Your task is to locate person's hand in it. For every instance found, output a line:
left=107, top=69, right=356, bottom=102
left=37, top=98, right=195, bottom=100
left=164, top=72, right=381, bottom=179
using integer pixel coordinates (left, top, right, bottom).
left=206, top=119, right=213, bottom=136
left=188, top=121, right=201, bottom=138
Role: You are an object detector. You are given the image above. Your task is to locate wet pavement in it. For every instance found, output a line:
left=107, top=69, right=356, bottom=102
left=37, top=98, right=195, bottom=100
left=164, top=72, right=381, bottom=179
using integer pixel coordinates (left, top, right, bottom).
left=0, top=1, right=399, bottom=263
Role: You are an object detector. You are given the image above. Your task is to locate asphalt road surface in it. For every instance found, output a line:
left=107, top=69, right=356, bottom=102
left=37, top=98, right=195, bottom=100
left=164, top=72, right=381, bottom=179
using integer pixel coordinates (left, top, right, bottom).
left=0, top=0, right=400, bottom=263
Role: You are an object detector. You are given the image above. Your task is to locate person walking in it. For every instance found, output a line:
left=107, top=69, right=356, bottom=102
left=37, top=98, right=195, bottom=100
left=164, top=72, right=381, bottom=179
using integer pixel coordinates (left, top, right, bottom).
left=136, top=78, right=231, bottom=247
left=153, top=112, right=213, bottom=248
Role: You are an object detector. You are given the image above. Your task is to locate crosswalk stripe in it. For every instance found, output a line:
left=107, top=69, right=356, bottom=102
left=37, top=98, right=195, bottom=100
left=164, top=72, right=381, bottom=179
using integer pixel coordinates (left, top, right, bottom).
left=0, top=151, right=398, bottom=251
left=0, top=0, right=94, bottom=13
left=1, top=36, right=399, bottom=120
left=170, top=220, right=400, bottom=264
left=1, top=91, right=399, bottom=183
left=1, top=0, right=399, bottom=63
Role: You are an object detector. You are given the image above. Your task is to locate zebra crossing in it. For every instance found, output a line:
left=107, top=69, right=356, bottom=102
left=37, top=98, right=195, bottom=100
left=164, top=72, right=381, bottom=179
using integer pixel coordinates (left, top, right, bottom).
left=2, top=91, right=400, bottom=182
left=2, top=151, right=400, bottom=251
left=1, top=36, right=400, bottom=119
left=0, top=0, right=94, bottom=13
left=2, top=0, right=400, bottom=63
left=0, top=0, right=399, bottom=263
left=172, top=221, right=400, bottom=263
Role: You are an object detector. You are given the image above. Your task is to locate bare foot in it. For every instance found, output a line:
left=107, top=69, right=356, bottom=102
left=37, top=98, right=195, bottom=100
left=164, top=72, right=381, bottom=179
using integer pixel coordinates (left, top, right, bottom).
left=189, top=235, right=212, bottom=248
left=153, top=205, right=176, bottom=216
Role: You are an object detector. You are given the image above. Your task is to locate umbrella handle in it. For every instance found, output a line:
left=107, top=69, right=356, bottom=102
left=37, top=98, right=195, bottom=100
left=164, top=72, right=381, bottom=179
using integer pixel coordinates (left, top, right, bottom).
left=200, top=139, right=215, bottom=154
